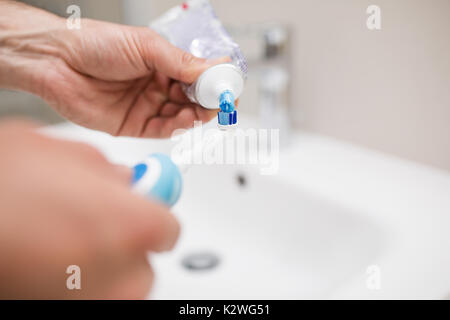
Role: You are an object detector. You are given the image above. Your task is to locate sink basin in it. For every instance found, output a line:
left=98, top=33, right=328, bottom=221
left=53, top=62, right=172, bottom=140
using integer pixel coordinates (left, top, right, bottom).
left=44, top=119, right=450, bottom=299
left=151, top=163, right=385, bottom=299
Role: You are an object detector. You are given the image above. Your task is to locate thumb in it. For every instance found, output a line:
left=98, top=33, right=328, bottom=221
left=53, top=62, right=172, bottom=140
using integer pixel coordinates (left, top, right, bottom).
left=140, top=29, right=230, bottom=83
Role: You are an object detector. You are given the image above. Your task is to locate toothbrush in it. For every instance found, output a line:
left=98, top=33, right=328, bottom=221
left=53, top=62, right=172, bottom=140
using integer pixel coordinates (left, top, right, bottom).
left=131, top=129, right=230, bottom=207
left=131, top=153, right=182, bottom=207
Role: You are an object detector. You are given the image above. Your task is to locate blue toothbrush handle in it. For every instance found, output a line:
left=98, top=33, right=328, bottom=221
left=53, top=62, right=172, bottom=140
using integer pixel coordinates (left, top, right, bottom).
left=131, top=153, right=182, bottom=207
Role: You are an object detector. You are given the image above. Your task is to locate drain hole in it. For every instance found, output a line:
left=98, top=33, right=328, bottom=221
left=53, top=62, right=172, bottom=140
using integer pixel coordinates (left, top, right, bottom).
left=181, top=252, right=220, bottom=271
left=236, top=173, right=247, bottom=187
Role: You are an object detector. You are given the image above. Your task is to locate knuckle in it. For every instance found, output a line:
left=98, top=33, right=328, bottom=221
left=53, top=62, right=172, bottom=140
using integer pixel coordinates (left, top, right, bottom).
left=178, top=51, right=199, bottom=82
left=181, top=51, right=196, bottom=66
left=72, top=142, right=107, bottom=163
left=133, top=203, right=179, bottom=252
left=137, top=28, right=159, bottom=70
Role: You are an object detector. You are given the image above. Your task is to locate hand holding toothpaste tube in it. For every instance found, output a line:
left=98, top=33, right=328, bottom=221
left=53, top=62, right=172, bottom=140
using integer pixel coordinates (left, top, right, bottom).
left=0, top=1, right=228, bottom=138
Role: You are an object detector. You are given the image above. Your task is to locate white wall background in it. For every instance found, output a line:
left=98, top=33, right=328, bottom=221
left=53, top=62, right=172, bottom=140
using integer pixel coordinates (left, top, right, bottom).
left=19, top=0, right=123, bottom=21
left=123, top=0, right=450, bottom=172
left=4, top=1, right=450, bottom=171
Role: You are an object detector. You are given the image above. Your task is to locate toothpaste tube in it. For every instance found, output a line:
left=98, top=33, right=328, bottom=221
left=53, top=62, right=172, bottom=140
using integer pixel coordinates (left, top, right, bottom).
left=150, top=0, right=248, bottom=128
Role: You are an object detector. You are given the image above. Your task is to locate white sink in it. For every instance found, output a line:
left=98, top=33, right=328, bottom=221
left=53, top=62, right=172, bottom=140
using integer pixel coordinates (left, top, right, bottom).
left=44, top=119, right=450, bottom=299
left=151, top=163, right=385, bottom=299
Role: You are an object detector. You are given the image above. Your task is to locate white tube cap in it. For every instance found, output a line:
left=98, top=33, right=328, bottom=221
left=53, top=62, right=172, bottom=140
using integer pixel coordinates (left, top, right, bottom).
left=195, top=64, right=244, bottom=110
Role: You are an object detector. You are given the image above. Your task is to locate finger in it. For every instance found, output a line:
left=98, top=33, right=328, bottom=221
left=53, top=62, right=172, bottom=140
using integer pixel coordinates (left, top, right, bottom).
left=0, top=118, right=40, bottom=134
left=168, top=82, right=191, bottom=104
left=119, top=193, right=181, bottom=252
left=104, top=256, right=154, bottom=300
left=159, top=102, right=182, bottom=118
left=157, top=106, right=215, bottom=137
left=67, top=141, right=108, bottom=163
left=141, top=106, right=217, bottom=138
left=111, top=164, right=132, bottom=185
left=138, top=29, right=229, bottom=83
left=52, top=139, right=132, bottom=185
left=117, top=80, right=167, bottom=137
left=83, top=154, right=131, bottom=185
left=196, top=105, right=219, bottom=121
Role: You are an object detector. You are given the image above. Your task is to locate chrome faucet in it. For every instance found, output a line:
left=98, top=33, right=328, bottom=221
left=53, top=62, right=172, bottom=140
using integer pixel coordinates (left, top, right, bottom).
left=228, top=23, right=292, bottom=147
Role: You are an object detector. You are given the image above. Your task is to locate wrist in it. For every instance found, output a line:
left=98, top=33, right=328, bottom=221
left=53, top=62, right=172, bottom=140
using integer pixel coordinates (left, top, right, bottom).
left=0, top=0, right=64, bottom=32
left=0, top=0, right=65, bottom=94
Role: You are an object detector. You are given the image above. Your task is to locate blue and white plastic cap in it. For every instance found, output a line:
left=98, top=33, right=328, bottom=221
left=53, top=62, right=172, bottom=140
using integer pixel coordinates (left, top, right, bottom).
left=217, top=110, right=237, bottom=126
left=132, top=153, right=182, bottom=207
left=217, top=90, right=238, bottom=128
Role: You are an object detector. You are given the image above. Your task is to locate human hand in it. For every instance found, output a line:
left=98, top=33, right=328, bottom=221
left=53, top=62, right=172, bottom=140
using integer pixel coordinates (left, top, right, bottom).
left=0, top=120, right=179, bottom=299
left=0, top=1, right=226, bottom=137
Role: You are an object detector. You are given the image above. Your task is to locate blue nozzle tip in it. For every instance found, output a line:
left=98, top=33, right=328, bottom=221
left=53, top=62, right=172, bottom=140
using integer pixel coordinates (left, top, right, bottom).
left=219, top=90, right=235, bottom=113
left=218, top=110, right=237, bottom=126
left=218, top=91, right=237, bottom=126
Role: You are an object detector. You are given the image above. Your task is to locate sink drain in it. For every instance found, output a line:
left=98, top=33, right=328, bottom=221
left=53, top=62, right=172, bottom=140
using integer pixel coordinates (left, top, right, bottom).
left=181, top=252, right=220, bottom=271
left=236, top=173, right=247, bottom=187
